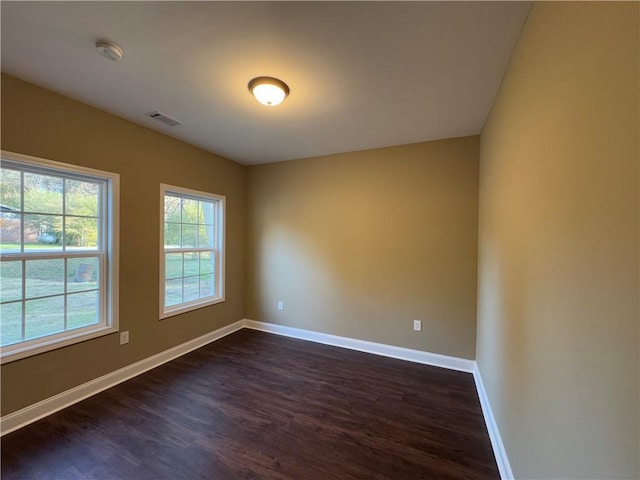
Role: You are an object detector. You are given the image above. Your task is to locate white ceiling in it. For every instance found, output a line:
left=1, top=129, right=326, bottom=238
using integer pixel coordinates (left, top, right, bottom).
left=1, top=1, right=530, bottom=165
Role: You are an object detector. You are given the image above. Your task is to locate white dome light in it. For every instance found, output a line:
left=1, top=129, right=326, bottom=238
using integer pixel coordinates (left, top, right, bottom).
left=248, top=77, right=290, bottom=107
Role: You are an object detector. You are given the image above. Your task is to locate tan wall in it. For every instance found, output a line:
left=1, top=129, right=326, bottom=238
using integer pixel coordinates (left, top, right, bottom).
left=477, top=2, right=639, bottom=479
left=246, top=137, right=479, bottom=359
left=0, top=74, right=246, bottom=415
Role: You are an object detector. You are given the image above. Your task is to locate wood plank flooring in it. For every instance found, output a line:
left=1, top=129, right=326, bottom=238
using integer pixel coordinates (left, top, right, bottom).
left=1, top=329, right=499, bottom=479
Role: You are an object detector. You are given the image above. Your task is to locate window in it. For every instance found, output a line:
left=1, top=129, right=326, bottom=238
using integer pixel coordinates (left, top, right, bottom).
left=0, top=151, right=119, bottom=363
left=160, top=184, right=225, bottom=318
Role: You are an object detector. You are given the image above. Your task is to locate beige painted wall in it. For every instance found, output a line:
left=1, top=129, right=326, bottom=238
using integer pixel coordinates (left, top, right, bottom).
left=246, top=137, right=479, bottom=359
left=0, top=74, right=246, bottom=415
left=476, top=2, right=639, bottom=479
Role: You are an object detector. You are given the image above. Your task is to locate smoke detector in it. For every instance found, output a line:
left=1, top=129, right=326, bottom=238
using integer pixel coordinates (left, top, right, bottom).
left=95, top=40, right=123, bottom=61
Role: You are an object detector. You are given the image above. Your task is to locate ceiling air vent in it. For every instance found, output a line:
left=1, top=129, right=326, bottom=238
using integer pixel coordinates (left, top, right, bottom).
left=145, top=110, right=182, bottom=127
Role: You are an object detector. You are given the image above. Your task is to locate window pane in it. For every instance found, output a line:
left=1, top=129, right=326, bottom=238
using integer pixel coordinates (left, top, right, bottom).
left=67, top=291, right=99, bottom=329
left=165, top=278, right=182, bottom=306
left=198, top=224, right=214, bottom=248
left=67, top=257, right=99, bottom=293
left=164, top=195, right=181, bottom=223
left=182, top=198, right=198, bottom=224
left=161, top=188, right=223, bottom=316
left=25, top=259, right=64, bottom=298
left=184, top=252, right=199, bottom=277
left=24, top=214, right=62, bottom=251
left=200, top=274, right=214, bottom=298
left=65, top=180, right=99, bottom=217
left=65, top=216, right=98, bottom=249
left=25, top=296, right=64, bottom=340
left=181, top=224, right=197, bottom=248
left=0, top=302, right=22, bottom=346
left=165, top=253, right=182, bottom=280
left=1, top=155, right=117, bottom=360
left=0, top=212, right=21, bottom=253
left=164, top=222, right=180, bottom=248
left=200, top=252, right=214, bottom=275
left=24, top=173, right=63, bottom=214
left=199, top=200, right=214, bottom=225
left=0, top=168, right=21, bottom=210
left=184, top=276, right=199, bottom=302
left=0, top=261, right=23, bottom=302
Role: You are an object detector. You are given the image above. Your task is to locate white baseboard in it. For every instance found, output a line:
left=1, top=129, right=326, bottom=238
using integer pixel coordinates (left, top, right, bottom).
left=1, top=317, right=511, bottom=480
left=0, top=319, right=245, bottom=436
left=243, top=319, right=475, bottom=372
left=473, top=364, right=514, bottom=480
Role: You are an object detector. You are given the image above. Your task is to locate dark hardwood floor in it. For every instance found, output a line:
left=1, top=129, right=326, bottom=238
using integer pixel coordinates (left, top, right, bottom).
left=1, top=329, right=499, bottom=479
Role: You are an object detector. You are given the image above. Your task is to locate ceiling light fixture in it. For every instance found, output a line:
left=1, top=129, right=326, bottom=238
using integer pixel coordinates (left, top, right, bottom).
left=248, top=76, right=290, bottom=107
left=95, top=40, right=123, bottom=62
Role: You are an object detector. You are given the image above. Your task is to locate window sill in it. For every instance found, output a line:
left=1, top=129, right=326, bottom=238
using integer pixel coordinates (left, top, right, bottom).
left=160, top=296, right=225, bottom=320
left=0, top=325, right=118, bottom=364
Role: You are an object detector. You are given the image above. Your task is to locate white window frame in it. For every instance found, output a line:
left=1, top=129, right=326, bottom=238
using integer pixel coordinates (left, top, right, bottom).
left=159, top=184, right=225, bottom=319
left=0, top=151, right=119, bottom=364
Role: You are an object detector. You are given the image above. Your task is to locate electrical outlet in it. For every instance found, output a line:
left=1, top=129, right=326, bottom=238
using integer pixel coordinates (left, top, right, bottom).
left=413, top=320, right=422, bottom=332
left=277, top=301, right=284, bottom=311
left=120, top=331, right=129, bottom=345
